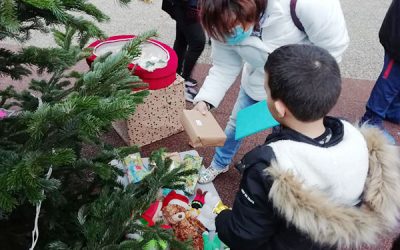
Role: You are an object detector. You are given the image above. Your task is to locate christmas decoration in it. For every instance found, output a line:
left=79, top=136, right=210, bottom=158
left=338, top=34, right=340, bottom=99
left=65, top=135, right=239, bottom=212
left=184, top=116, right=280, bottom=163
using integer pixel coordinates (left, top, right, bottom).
left=192, top=189, right=208, bottom=209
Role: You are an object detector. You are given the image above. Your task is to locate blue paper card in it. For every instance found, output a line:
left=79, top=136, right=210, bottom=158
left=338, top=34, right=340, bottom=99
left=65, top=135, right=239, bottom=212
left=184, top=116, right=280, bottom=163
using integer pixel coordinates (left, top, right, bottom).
left=235, top=100, right=280, bottom=140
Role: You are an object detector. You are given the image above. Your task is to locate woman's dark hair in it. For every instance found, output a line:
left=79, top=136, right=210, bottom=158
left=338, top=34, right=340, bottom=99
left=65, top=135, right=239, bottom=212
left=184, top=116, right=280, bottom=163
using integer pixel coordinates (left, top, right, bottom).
left=199, top=0, right=267, bottom=41
left=264, top=44, right=342, bottom=122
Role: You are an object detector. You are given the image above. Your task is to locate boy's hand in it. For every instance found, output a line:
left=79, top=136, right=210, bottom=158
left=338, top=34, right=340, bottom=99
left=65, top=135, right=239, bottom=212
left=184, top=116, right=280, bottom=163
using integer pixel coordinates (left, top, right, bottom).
left=193, top=101, right=209, bottom=115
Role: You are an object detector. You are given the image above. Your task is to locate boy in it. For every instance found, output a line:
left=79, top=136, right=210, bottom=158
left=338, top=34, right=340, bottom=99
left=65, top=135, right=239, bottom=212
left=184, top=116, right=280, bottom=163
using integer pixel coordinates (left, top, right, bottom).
left=214, top=44, right=400, bottom=250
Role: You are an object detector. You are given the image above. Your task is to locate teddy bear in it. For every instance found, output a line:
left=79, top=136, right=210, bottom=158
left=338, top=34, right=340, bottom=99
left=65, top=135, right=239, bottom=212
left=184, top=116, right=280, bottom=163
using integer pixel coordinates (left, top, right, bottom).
left=162, top=191, right=206, bottom=250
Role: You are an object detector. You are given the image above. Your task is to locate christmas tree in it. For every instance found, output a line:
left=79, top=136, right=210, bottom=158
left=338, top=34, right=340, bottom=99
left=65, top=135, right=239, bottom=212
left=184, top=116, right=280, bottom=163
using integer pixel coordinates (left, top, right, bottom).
left=0, top=1, right=192, bottom=249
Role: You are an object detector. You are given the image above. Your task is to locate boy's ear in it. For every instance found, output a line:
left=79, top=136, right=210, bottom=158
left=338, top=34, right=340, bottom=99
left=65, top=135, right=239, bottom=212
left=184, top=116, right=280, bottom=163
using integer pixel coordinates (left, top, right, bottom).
left=273, top=100, right=286, bottom=118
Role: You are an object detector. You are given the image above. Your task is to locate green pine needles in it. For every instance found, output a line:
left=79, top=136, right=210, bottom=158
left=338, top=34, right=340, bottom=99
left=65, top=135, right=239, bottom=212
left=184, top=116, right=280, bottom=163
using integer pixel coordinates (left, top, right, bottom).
left=0, top=1, right=192, bottom=249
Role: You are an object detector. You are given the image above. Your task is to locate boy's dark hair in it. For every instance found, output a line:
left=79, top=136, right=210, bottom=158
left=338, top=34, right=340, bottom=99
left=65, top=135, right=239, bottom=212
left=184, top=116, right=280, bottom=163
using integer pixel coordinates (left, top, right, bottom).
left=264, top=44, right=341, bottom=122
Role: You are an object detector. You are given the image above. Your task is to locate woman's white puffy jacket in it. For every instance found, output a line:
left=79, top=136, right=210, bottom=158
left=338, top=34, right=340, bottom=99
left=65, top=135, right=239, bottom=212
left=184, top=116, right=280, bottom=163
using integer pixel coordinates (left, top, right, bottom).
left=194, top=0, right=349, bottom=107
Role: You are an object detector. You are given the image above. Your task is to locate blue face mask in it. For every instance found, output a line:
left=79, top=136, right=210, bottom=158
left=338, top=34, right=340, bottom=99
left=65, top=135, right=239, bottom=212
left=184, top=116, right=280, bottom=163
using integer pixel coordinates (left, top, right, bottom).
left=225, top=25, right=254, bottom=45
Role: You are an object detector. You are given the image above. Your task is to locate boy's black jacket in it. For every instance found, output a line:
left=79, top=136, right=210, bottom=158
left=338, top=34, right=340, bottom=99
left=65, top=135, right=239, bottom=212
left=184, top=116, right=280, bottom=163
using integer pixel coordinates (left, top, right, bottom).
left=215, top=117, right=400, bottom=250
left=379, top=0, right=400, bottom=62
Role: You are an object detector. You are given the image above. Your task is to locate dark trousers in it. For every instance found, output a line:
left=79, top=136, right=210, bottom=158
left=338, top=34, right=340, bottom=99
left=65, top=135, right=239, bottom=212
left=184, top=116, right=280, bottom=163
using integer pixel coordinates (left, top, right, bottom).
left=366, top=52, right=400, bottom=123
left=392, top=234, right=400, bottom=250
left=173, top=6, right=205, bottom=80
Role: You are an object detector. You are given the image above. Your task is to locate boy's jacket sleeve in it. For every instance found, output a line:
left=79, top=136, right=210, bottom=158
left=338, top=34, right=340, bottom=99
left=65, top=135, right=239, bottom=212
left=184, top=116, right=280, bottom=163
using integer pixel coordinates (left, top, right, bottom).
left=215, top=146, right=276, bottom=249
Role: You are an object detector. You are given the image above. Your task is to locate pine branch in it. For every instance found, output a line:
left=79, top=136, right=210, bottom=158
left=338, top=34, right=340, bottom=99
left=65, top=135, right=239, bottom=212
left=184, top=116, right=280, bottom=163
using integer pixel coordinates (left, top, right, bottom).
left=62, top=0, right=109, bottom=23
left=0, top=0, right=112, bottom=42
left=0, top=48, right=31, bottom=79
left=0, top=0, right=19, bottom=33
left=0, top=149, right=75, bottom=211
left=18, top=46, right=82, bottom=74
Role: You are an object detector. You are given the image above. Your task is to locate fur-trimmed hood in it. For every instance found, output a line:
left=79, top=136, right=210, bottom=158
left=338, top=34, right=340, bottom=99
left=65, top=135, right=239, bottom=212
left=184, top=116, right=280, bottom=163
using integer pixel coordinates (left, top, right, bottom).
left=266, top=125, right=400, bottom=248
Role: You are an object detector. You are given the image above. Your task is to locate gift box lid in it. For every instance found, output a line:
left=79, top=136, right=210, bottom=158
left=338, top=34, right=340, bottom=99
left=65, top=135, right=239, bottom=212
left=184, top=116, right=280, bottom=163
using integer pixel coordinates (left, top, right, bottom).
left=86, top=35, right=178, bottom=90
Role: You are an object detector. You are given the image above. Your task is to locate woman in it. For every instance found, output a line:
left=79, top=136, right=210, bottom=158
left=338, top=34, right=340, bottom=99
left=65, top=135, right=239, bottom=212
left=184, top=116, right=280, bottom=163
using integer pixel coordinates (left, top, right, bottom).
left=162, top=0, right=206, bottom=102
left=193, top=0, right=350, bottom=183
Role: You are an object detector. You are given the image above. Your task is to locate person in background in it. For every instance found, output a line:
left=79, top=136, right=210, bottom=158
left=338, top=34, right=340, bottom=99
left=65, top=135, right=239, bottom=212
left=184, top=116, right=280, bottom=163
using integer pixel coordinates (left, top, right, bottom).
left=193, top=0, right=350, bottom=183
left=360, top=0, right=399, bottom=144
left=213, top=44, right=400, bottom=250
left=393, top=235, right=400, bottom=250
left=162, top=0, right=206, bottom=102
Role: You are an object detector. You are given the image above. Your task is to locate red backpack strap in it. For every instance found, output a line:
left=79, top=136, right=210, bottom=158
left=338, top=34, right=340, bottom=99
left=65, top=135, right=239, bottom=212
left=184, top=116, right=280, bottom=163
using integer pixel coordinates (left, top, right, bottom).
left=290, top=0, right=305, bottom=32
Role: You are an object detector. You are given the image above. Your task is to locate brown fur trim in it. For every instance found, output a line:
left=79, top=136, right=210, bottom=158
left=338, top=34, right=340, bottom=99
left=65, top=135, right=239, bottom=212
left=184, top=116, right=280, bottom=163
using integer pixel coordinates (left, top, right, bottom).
left=267, top=166, right=381, bottom=248
left=266, top=126, right=400, bottom=248
left=359, top=125, right=400, bottom=228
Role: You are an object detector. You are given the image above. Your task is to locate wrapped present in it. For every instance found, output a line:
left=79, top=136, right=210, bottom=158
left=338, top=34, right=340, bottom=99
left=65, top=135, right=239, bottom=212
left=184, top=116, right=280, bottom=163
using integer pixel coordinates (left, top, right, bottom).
left=126, top=75, right=185, bottom=146
left=112, top=75, right=185, bottom=146
left=181, top=110, right=227, bottom=147
left=168, top=152, right=202, bottom=195
left=87, top=35, right=184, bottom=147
left=142, top=150, right=203, bottom=195
left=125, top=153, right=151, bottom=183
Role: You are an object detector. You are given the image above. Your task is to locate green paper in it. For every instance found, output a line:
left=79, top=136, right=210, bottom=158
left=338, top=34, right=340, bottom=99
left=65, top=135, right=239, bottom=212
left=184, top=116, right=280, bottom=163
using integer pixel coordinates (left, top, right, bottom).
left=235, top=100, right=279, bottom=140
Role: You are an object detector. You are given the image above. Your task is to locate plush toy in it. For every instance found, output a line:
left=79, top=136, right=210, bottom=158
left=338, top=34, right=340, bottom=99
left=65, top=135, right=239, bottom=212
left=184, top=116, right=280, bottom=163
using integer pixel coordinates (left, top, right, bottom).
left=162, top=191, right=206, bottom=250
left=126, top=200, right=171, bottom=250
left=141, top=200, right=163, bottom=226
left=197, top=192, right=220, bottom=231
left=162, top=204, right=206, bottom=250
left=192, top=189, right=208, bottom=209
left=188, top=189, right=207, bottom=218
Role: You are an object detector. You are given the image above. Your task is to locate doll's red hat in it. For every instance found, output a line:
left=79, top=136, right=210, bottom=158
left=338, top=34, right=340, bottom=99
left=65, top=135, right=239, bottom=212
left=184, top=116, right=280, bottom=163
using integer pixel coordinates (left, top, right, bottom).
left=162, top=190, right=189, bottom=209
left=142, top=201, right=162, bottom=226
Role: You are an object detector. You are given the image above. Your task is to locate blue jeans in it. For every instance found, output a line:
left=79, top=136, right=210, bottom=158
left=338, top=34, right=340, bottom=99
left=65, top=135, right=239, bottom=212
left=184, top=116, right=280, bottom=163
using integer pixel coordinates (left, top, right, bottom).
left=366, top=52, right=400, bottom=124
left=211, top=88, right=258, bottom=170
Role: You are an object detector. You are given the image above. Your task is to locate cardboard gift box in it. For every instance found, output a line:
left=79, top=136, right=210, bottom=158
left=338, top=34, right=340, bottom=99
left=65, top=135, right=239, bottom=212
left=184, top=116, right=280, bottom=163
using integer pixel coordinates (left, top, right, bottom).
left=111, top=75, right=184, bottom=146
left=125, top=75, right=185, bottom=146
left=181, top=110, right=227, bottom=147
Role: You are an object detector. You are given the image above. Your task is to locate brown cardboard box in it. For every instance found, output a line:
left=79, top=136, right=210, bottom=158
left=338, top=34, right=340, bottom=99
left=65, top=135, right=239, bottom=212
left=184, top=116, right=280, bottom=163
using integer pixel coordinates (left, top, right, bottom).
left=181, top=109, right=227, bottom=147
left=124, top=74, right=185, bottom=146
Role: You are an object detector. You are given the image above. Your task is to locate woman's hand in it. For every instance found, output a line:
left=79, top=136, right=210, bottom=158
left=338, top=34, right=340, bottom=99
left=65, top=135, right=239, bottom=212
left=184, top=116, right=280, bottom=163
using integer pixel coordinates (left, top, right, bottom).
left=193, top=101, right=209, bottom=115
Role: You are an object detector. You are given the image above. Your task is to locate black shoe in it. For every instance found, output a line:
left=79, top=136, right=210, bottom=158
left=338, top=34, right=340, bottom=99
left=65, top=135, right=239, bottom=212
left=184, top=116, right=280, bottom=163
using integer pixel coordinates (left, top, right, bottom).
left=184, top=77, right=198, bottom=87
left=186, top=86, right=198, bottom=95
left=184, top=87, right=197, bottom=103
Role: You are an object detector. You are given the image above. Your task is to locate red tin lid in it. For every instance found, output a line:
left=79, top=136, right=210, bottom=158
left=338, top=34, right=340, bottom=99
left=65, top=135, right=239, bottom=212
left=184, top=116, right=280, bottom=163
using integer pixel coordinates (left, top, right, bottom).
left=87, top=35, right=178, bottom=90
